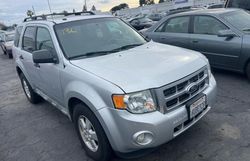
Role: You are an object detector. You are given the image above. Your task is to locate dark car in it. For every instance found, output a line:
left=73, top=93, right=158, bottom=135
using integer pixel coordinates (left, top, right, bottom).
left=144, top=9, right=250, bottom=79
left=225, top=0, right=250, bottom=11
left=129, top=17, right=155, bottom=30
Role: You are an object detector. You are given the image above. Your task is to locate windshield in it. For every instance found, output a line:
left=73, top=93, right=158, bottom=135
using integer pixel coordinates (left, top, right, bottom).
left=5, top=33, right=15, bottom=42
left=227, top=0, right=250, bottom=10
left=55, top=18, right=147, bottom=59
left=222, top=10, right=250, bottom=32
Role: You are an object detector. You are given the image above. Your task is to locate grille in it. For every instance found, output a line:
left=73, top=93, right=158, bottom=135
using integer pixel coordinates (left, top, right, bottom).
left=154, top=67, right=209, bottom=113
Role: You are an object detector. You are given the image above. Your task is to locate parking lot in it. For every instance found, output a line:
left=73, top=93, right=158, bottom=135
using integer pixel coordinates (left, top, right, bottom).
left=0, top=48, right=250, bottom=161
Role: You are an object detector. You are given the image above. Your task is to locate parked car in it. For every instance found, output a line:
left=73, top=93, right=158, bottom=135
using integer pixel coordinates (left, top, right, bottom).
left=225, top=0, right=250, bottom=11
left=204, top=3, right=224, bottom=9
left=0, top=31, right=15, bottom=58
left=144, top=9, right=250, bottom=80
left=0, top=30, right=6, bottom=54
left=147, top=13, right=163, bottom=21
left=13, top=12, right=216, bottom=161
left=165, top=7, right=202, bottom=16
left=129, top=17, right=156, bottom=30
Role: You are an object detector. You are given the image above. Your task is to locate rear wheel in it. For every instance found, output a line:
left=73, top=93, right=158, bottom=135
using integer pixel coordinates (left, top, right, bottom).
left=246, top=62, right=250, bottom=81
left=20, top=73, right=42, bottom=104
left=8, top=52, right=13, bottom=59
left=73, top=104, right=112, bottom=161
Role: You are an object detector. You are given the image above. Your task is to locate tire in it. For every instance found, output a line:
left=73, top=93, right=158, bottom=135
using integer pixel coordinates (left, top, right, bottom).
left=73, top=104, right=112, bottom=161
left=246, top=62, right=250, bottom=81
left=8, top=52, right=13, bottom=59
left=19, top=73, right=42, bottom=104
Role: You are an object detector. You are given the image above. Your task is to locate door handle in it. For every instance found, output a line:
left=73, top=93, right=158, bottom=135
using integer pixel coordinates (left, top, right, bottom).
left=19, top=55, right=24, bottom=60
left=160, top=37, right=166, bottom=40
left=34, top=63, right=40, bottom=68
left=192, top=40, right=199, bottom=43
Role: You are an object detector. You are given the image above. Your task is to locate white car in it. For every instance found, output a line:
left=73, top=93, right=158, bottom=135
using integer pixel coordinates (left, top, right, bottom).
left=0, top=31, right=15, bottom=58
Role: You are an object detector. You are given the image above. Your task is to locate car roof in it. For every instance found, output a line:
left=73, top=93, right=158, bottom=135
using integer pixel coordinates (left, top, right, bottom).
left=172, top=8, right=240, bottom=17
left=21, top=14, right=114, bottom=26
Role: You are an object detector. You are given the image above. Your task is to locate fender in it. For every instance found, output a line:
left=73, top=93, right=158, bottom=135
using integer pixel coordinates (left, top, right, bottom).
left=64, top=80, right=110, bottom=112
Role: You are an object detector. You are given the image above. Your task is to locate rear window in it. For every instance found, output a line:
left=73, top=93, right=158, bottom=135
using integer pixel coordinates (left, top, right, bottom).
left=14, top=26, right=23, bottom=47
left=226, top=0, right=250, bottom=10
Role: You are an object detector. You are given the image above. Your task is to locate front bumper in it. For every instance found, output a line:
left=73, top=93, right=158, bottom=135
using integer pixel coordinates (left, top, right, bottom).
left=97, top=74, right=217, bottom=153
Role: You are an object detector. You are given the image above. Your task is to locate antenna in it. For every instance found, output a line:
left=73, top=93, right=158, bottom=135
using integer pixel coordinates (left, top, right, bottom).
left=47, top=0, right=54, bottom=20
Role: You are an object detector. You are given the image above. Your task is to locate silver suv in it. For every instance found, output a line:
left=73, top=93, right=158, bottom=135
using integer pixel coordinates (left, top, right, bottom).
left=13, top=12, right=217, bottom=161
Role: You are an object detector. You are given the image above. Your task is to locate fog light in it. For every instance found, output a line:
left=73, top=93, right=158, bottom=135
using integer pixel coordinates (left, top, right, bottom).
left=133, top=131, right=153, bottom=146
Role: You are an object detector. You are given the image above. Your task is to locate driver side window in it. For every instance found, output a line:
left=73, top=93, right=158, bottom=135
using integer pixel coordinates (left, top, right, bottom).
left=193, top=16, right=229, bottom=35
left=36, top=27, right=55, bottom=53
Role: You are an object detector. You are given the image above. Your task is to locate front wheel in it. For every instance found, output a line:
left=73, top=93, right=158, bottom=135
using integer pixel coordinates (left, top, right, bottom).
left=73, top=104, right=112, bottom=161
left=20, top=73, right=42, bottom=104
left=246, top=62, right=250, bottom=81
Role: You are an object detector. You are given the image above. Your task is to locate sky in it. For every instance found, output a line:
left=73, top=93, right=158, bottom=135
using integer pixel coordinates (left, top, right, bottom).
left=0, top=0, right=140, bottom=25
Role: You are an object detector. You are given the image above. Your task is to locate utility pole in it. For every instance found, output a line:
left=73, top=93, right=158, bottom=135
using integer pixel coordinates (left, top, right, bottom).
left=32, top=5, right=36, bottom=16
left=83, top=0, right=87, bottom=11
left=47, top=0, right=52, bottom=14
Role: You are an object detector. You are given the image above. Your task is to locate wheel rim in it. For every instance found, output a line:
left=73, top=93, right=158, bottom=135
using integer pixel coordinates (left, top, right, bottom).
left=78, top=115, right=99, bottom=152
left=22, top=79, right=31, bottom=99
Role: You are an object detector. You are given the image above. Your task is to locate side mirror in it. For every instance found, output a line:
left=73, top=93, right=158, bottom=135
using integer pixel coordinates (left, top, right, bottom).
left=218, top=29, right=236, bottom=38
left=33, top=49, right=57, bottom=64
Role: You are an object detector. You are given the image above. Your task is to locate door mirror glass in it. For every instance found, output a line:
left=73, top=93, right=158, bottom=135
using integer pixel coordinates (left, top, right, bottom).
left=33, top=49, right=57, bottom=64
left=217, top=29, right=236, bottom=38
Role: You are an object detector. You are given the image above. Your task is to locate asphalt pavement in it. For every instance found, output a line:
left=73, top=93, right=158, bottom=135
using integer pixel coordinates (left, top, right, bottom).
left=0, top=49, right=250, bottom=161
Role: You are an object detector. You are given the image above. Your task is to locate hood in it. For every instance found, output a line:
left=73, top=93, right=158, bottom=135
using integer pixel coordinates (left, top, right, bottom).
left=70, top=41, right=207, bottom=93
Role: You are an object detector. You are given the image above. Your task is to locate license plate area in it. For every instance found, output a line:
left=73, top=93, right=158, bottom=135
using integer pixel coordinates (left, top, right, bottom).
left=187, top=94, right=207, bottom=119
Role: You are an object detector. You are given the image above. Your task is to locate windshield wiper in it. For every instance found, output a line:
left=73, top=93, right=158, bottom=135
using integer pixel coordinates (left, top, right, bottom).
left=69, top=43, right=144, bottom=60
left=69, top=51, right=111, bottom=60
left=110, top=43, right=144, bottom=52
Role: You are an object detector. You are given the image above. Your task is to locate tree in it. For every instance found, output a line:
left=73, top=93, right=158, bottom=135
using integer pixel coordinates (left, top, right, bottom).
left=82, top=4, right=87, bottom=12
left=26, top=10, right=34, bottom=17
left=140, top=0, right=154, bottom=6
left=140, top=0, right=146, bottom=6
left=110, top=3, right=129, bottom=13
left=91, top=5, right=96, bottom=11
left=146, top=0, right=155, bottom=5
left=119, top=3, right=129, bottom=9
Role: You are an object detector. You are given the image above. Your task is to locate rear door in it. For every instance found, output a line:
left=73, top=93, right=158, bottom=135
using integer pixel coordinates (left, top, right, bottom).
left=21, top=26, right=41, bottom=87
left=190, top=15, right=242, bottom=69
left=147, top=16, right=191, bottom=49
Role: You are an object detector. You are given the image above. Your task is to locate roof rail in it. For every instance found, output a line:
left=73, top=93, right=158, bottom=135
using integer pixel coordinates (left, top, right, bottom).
left=23, top=11, right=95, bottom=22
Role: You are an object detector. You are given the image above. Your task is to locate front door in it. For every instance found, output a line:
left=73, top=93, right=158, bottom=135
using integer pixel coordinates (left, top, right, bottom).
left=190, top=15, right=242, bottom=70
left=34, top=26, right=64, bottom=105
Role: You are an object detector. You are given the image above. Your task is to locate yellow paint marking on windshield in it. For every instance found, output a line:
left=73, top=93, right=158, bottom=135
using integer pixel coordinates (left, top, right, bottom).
left=63, top=28, right=77, bottom=35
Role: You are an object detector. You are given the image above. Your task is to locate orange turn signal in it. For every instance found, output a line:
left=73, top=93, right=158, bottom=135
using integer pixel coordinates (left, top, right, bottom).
left=112, top=95, right=126, bottom=109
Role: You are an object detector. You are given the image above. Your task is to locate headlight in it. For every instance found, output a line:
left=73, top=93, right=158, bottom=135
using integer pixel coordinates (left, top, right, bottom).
left=112, top=90, right=156, bottom=114
left=200, top=53, right=212, bottom=78
left=207, top=63, right=212, bottom=78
